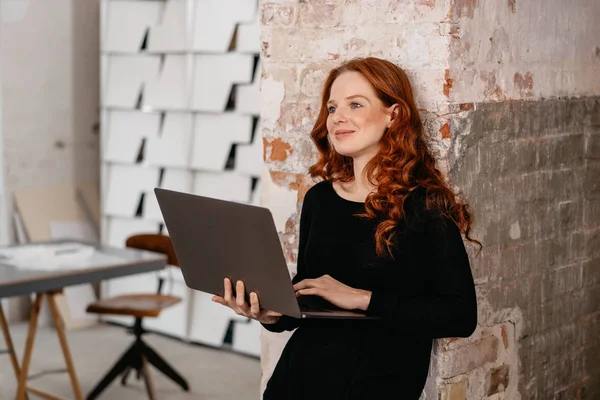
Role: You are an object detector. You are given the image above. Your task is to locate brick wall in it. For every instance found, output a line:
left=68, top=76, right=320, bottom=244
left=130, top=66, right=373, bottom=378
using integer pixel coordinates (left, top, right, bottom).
left=259, top=0, right=600, bottom=399
left=440, top=99, right=600, bottom=399
left=259, top=0, right=452, bottom=395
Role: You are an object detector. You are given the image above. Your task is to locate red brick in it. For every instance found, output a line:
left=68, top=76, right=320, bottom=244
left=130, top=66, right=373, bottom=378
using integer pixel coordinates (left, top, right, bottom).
left=264, top=137, right=293, bottom=162
left=276, top=102, right=319, bottom=131
left=443, top=69, right=453, bottom=97
left=417, top=0, right=436, bottom=9
left=452, top=0, right=479, bottom=19
left=298, top=65, right=334, bottom=101
left=488, top=365, right=509, bottom=395
left=266, top=28, right=345, bottom=63
left=439, top=379, right=468, bottom=400
left=514, top=72, right=534, bottom=98
left=440, top=122, right=452, bottom=138
left=269, top=171, right=311, bottom=196
left=261, top=2, right=297, bottom=27
left=298, top=1, right=342, bottom=28
left=441, top=336, right=499, bottom=378
left=501, top=324, right=509, bottom=349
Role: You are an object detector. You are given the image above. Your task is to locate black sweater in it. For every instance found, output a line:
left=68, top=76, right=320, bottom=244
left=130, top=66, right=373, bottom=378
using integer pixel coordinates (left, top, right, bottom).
left=262, top=180, right=477, bottom=400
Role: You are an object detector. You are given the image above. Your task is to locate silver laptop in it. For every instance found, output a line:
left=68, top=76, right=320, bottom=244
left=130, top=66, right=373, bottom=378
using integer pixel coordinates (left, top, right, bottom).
left=154, top=188, right=376, bottom=320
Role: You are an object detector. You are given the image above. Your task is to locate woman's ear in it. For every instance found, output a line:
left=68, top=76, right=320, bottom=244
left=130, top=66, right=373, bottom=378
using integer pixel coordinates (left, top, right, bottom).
left=386, top=104, right=399, bottom=128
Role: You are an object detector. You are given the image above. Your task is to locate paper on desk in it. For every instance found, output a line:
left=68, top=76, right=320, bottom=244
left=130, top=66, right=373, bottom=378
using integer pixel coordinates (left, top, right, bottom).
left=0, top=242, right=116, bottom=271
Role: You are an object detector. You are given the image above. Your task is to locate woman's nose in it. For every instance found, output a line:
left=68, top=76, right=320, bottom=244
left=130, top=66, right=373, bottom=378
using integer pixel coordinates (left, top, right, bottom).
left=333, top=109, right=347, bottom=123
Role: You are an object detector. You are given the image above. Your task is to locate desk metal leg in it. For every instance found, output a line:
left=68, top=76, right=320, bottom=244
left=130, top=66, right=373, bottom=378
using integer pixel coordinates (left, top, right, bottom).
left=15, top=294, right=42, bottom=400
left=47, top=292, right=84, bottom=400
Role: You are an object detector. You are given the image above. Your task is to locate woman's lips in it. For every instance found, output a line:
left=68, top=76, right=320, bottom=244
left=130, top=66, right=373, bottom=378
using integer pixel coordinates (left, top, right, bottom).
left=335, top=130, right=355, bottom=138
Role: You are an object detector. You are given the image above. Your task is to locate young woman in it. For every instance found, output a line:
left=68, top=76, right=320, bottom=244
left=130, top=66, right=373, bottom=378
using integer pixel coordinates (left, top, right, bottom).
left=212, top=57, right=480, bottom=399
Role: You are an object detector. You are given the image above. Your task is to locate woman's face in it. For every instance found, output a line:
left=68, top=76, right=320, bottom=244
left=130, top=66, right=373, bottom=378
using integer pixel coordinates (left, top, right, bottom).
left=326, top=71, right=396, bottom=160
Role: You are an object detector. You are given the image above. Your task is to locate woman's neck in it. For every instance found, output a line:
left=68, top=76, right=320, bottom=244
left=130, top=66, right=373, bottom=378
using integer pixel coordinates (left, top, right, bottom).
left=350, top=155, right=377, bottom=196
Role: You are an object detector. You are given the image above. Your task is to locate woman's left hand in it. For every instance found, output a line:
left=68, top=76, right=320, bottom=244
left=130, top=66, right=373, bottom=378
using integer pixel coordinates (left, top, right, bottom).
left=293, top=274, right=372, bottom=311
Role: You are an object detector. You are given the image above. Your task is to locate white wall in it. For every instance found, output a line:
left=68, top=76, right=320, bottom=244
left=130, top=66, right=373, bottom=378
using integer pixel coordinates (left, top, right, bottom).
left=0, top=0, right=100, bottom=243
left=0, top=0, right=100, bottom=321
left=0, top=48, right=6, bottom=247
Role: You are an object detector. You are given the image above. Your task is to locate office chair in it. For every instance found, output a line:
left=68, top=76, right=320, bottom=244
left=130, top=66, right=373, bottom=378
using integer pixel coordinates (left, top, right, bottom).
left=86, top=234, right=189, bottom=400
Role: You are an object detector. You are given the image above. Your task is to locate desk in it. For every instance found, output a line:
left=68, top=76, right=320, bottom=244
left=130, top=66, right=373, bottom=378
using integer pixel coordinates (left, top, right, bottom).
left=0, top=240, right=167, bottom=400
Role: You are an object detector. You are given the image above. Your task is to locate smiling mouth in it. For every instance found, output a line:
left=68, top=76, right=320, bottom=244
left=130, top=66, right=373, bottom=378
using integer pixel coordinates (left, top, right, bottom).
left=335, top=130, right=355, bottom=137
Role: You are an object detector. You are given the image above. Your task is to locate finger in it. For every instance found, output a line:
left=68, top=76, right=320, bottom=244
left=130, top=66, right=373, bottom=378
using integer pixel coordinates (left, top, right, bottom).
left=296, top=288, right=318, bottom=297
left=236, top=281, right=250, bottom=311
left=293, top=279, right=314, bottom=291
left=249, top=292, right=260, bottom=317
left=265, top=310, right=282, bottom=317
left=223, top=278, right=232, bottom=303
left=212, top=295, right=226, bottom=305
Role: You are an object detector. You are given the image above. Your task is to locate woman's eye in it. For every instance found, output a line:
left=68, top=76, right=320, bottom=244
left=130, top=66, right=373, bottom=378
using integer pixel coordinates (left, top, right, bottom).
left=350, top=102, right=362, bottom=109
left=328, top=106, right=336, bottom=113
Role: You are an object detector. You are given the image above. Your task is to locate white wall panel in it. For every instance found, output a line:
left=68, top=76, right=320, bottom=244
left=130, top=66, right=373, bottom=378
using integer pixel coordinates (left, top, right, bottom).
left=236, top=17, right=261, bottom=53
left=234, top=122, right=263, bottom=177
left=104, top=111, right=160, bottom=163
left=144, top=267, right=190, bottom=338
left=100, top=54, right=109, bottom=106
left=192, top=0, right=256, bottom=52
left=236, top=59, right=261, bottom=115
left=143, top=55, right=188, bottom=110
left=147, top=0, right=187, bottom=52
left=103, top=0, right=163, bottom=53
left=191, top=114, right=253, bottom=171
left=101, top=0, right=263, bottom=356
left=146, top=113, right=194, bottom=167
left=144, top=169, right=194, bottom=222
left=250, top=178, right=262, bottom=206
left=191, top=54, right=254, bottom=112
left=104, top=55, right=161, bottom=108
left=100, top=0, right=109, bottom=50
left=231, top=318, right=261, bottom=356
left=189, top=291, right=247, bottom=347
left=193, top=172, right=252, bottom=203
left=103, top=164, right=160, bottom=217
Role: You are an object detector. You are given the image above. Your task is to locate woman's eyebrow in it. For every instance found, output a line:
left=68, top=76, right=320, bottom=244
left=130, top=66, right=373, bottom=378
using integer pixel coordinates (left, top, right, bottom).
left=347, top=95, right=370, bottom=103
left=327, top=94, right=370, bottom=106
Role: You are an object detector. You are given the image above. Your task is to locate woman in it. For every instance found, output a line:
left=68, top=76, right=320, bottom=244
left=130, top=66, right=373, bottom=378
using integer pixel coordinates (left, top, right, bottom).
left=212, top=57, right=480, bottom=399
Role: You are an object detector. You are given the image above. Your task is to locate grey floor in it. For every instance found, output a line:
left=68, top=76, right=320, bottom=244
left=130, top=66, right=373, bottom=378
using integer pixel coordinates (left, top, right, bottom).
left=0, top=322, right=261, bottom=400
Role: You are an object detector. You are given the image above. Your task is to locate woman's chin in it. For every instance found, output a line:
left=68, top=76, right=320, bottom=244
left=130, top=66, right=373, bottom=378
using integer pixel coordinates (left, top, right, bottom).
left=333, top=144, right=373, bottom=159
left=333, top=147, right=358, bottom=158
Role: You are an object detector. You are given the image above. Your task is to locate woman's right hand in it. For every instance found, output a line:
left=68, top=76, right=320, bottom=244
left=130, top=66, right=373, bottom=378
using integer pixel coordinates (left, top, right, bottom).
left=211, top=278, right=282, bottom=325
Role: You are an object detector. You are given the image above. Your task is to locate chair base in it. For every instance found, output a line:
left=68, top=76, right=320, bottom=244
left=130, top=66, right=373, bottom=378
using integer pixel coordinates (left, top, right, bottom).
left=87, top=319, right=189, bottom=400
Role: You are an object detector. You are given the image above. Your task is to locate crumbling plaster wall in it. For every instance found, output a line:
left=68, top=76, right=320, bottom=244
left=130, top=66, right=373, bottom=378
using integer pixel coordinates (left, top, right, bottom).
left=259, top=1, right=600, bottom=398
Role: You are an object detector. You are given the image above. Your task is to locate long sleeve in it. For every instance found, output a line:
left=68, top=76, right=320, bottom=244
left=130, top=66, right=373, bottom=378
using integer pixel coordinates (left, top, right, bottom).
left=365, top=211, right=478, bottom=338
left=261, top=191, right=312, bottom=333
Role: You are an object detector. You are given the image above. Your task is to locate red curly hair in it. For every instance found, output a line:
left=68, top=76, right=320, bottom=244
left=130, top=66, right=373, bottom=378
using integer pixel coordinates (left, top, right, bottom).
left=307, top=57, right=482, bottom=258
